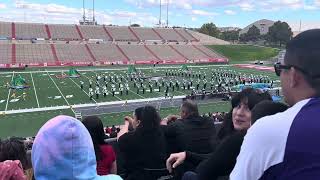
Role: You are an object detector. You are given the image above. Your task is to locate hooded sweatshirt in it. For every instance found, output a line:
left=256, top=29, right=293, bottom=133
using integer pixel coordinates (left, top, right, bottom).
left=32, top=115, right=122, bottom=180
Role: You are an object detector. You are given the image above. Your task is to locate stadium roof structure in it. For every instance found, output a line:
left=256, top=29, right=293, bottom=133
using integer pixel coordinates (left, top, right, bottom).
left=239, top=19, right=275, bottom=35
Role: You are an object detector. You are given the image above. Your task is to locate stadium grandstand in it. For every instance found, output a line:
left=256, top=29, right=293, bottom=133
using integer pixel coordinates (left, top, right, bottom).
left=1, top=1, right=300, bottom=179
left=0, top=21, right=228, bottom=68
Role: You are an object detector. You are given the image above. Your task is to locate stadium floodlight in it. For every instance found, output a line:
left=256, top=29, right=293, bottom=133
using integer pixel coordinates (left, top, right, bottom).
left=82, top=0, right=86, bottom=23
left=80, top=0, right=96, bottom=25
left=93, top=0, right=95, bottom=25
left=159, top=0, right=162, bottom=27
left=166, top=0, right=169, bottom=27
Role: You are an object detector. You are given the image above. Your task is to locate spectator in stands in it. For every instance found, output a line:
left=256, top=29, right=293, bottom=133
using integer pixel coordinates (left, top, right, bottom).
left=161, top=100, right=216, bottom=154
left=231, top=29, right=320, bottom=179
left=165, top=88, right=271, bottom=176
left=0, top=160, right=26, bottom=180
left=0, top=137, right=34, bottom=180
left=117, top=106, right=167, bottom=180
left=161, top=100, right=216, bottom=177
left=111, top=125, right=117, bottom=132
left=31, top=115, right=122, bottom=180
left=109, top=125, right=118, bottom=138
left=167, top=100, right=288, bottom=180
left=0, top=137, right=28, bottom=170
left=216, top=88, right=272, bottom=143
left=82, top=116, right=117, bottom=175
left=105, top=126, right=112, bottom=134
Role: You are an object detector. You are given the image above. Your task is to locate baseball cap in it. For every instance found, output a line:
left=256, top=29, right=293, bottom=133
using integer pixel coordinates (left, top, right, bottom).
left=284, top=29, right=320, bottom=79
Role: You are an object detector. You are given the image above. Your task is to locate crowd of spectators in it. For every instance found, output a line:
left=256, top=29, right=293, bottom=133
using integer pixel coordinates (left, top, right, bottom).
left=0, top=29, right=319, bottom=180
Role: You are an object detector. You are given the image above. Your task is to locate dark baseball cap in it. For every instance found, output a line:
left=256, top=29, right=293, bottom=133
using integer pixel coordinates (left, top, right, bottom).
left=284, top=29, right=320, bottom=79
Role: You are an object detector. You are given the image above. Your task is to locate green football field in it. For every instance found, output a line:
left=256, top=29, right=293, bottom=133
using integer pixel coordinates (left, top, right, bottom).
left=0, top=64, right=279, bottom=138
left=208, top=45, right=280, bottom=63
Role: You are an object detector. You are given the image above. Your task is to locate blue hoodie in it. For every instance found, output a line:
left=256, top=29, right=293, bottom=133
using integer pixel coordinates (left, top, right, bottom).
left=32, top=115, right=122, bottom=180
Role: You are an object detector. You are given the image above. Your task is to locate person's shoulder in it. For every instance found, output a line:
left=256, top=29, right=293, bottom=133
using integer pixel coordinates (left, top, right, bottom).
left=246, top=99, right=312, bottom=146
left=251, top=99, right=312, bottom=135
left=167, top=119, right=184, bottom=128
left=118, top=131, right=135, bottom=142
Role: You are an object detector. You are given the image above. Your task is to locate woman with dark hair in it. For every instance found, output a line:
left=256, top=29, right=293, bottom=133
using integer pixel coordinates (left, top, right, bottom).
left=0, top=137, right=28, bottom=170
left=166, top=88, right=275, bottom=180
left=217, top=88, right=272, bottom=141
left=0, top=137, right=28, bottom=180
left=167, top=92, right=288, bottom=180
left=117, top=105, right=167, bottom=180
left=82, top=116, right=117, bottom=175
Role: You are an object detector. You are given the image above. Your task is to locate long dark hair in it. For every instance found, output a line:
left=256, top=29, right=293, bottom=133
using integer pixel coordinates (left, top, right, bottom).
left=82, top=116, right=106, bottom=161
left=217, top=88, right=272, bottom=140
left=134, top=106, right=161, bottom=132
left=0, top=137, right=28, bottom=169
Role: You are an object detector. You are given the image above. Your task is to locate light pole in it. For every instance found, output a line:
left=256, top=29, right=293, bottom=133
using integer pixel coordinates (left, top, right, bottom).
left=93, top=0, right=95, bottom=25
left=83, top=0, right=86, bottom=23
left=166, top=0, right=169, bottom=27
left=159, top=0, right=162, bottom=27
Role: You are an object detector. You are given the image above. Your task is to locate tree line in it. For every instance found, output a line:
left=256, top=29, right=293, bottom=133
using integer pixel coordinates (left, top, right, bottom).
left=197, top=21, right=293, bottom=47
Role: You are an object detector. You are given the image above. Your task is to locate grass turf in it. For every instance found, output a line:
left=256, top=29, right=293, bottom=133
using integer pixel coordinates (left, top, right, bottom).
left=0, top=101, right=230, bottom=138
left=207, top=45, right=280, bottom=63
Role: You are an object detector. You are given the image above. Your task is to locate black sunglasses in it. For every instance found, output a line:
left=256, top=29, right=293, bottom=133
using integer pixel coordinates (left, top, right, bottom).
left=274, top=63, right=308, bottom=77
left=274, top=63, right=291, bottom=76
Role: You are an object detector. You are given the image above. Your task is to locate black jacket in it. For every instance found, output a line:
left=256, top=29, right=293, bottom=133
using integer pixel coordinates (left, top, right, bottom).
left=184, top=131, right=245, bottom=180
left=118, top=128, right=167, bottom=180
left=162, top=115, right=217, bottom=154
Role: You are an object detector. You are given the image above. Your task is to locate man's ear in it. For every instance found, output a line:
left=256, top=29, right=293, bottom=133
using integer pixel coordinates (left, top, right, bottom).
left=290, top=67, right=303, bottom=88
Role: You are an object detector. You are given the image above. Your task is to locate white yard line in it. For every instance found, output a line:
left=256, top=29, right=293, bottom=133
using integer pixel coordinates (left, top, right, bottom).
left=0, top=64, right=231, bottom=75
left=68, top=77, right=98, bottom=104
left=112, top=94, right=122, bottom=101
left=154, top=91, right=165, bottom=96
left=5, top=71, right=15, bottom=111
left=175, top=90, right=186, bottom=95
left=128, top=89, right=145, bottom=99
left=30, top=72, right=40, bottom=108
left=46, top=71, right=75, bottom=114
left=0, top=95, right=188, bottom=115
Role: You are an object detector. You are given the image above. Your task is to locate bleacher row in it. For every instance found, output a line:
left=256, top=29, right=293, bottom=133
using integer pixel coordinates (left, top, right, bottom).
left=0, top=44, right=227, bottom=67
left=0, top=22, right=198, bottom=42
left=0, top=21, right=228, bottom=68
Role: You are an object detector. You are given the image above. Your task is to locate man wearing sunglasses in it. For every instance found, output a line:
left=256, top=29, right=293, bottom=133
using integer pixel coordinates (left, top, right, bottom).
left=231, top=29, right=320, bottom=180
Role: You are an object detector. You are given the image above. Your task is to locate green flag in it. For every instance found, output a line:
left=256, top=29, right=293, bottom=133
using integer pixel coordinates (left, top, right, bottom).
left=181, top=64, right=189, bottom=71
left=128, top=65, right=137, bottom=74
left=68, top=68, right=80, bottom=77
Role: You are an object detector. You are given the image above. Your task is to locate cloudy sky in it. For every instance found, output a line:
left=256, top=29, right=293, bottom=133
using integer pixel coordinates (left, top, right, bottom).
left=0, top=0, right=319, bottom=31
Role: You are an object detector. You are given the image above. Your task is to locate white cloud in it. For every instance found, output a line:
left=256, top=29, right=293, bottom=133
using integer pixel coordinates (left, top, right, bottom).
left=287, top=20, right=320, bottom=32
left=304, top=5, right=317, bottom=10
left=191, top=17, right=197, bottom=21
left=125, top=0, right=320, bottom=12
left=0, top=0, right=160, bottom=26
left=258, top=0, right=306, bottom=11
left=15, top=1, right=82, bottom=15
left=125, top=0, right=192, bottom=10
left=224, top=10, right=236, bottom=15
left=110, top=11, right=137, bottom=18
left=239, top=2, right=255, bottom=11
left=0, top=3, right=6, bottom=9
left=191, top=9, right=219, bottom=16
